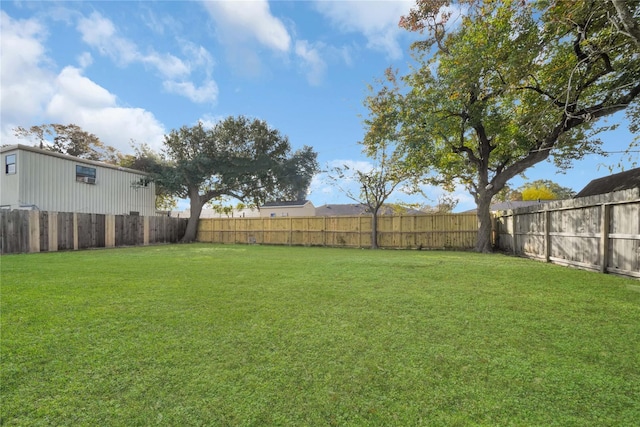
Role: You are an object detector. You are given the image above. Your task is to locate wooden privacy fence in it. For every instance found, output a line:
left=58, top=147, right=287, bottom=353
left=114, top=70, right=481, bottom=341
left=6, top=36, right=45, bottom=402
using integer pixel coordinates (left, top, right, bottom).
left=0, top=210, right=188, bottom=254
left=197, top=213, right=478, bottom=249
left=494, top=189, right=640, bottom=279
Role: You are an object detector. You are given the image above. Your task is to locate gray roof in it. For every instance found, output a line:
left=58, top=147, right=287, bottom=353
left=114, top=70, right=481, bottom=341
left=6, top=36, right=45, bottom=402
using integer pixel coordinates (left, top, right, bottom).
left=261, top=200, right=312, bottom=208
left=0, top=144, right=148, bottom=175
left=575, top=167, right=640, bottom=198
left=315, top=204, right=424, bottom=216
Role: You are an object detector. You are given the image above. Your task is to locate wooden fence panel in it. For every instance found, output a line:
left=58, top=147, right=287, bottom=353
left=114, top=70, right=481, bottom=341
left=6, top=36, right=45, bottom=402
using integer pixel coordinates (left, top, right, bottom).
left=57, top=212, right=74, bottom=251
left=115, top=215, right=144, bottom=247
left=495, top=189, right=639, bottom=279
left=218, top=218, right=237, bottom=244
left=197, top=217, right=216, bottom=243
left=242, top=218, right=264, bottom=244
left=0, top=210, right=186, bottom=254
left=0, top=210, right=28, bottom=254
left=264, top=218, right=291, bottom=245
left=325, top=216, right=362, bottom=247
left=196, top=214, right=479, bottom=250
left=377, top=216, right=397, bottom=248
left=609, top=202, right=640, bottom=275
left=234, top=218, right=249, bottom=244
left=77, top=214, right=106, bottom=249
left=148, top=216, right=187, bottom=244
left=148, top=216, right=164, bottom=243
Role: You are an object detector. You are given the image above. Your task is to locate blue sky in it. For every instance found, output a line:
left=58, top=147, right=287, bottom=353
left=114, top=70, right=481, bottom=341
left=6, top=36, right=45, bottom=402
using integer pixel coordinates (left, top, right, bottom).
left=1, top=1, right=636, bottom=212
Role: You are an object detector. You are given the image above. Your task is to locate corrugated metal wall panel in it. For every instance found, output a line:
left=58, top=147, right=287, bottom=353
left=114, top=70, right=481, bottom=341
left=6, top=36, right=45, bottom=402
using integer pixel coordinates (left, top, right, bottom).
left=18, top=149, right=156, bottom=215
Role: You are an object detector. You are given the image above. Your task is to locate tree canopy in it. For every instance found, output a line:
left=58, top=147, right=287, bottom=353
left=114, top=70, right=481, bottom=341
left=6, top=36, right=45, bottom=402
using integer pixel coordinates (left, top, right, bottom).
left=138, top=116, right=318, bottom=242
left=14, top=124, right=122, bottom=164
left=364, top=0, right=640, bottom=252
left=495, top=179, right=576, bottom=202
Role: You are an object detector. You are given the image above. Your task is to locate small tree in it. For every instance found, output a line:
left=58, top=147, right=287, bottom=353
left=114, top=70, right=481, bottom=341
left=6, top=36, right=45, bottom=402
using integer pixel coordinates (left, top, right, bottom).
left=329, top=148, right=413, bottom=249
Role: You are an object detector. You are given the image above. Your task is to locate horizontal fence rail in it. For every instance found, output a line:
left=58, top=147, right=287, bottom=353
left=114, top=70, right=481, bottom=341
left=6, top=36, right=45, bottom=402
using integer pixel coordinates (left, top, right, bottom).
left=494, top=189, right=640, bottom=279
left=196, top=214, right=479, bottom=250
left=0, top=210, right=187, bottom=254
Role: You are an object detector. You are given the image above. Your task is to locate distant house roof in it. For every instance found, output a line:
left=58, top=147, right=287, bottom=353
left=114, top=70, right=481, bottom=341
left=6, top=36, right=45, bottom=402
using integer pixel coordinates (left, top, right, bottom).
left=315, top=203, right=424, bottom=216
left=575, top=167, right=640, bottom=198
left=261, top=200, right=313, bottom=208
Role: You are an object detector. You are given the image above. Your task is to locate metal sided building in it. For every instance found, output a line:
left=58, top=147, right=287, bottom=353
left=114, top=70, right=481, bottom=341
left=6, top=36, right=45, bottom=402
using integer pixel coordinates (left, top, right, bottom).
left=0, top=144, right=156, bottom=216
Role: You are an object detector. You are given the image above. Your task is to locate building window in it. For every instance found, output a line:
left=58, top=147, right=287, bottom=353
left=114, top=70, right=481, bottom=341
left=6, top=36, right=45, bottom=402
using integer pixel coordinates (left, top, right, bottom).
left=5, top=154, right=16, bottom=174
left=76, top=165, right=96, bottom=184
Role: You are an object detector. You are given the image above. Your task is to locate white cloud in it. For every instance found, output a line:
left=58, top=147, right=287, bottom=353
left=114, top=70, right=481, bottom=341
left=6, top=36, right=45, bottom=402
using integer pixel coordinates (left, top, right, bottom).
left=0, top=11, right=55, bottom=123
left=163, top=79, right=219, bottom=104
left=44, top=66, right=166, bottom=151
left=181, top=41, right=215, bottom=76
left=295, top=40, right=327, bottom=86
left=76, top=11, right=218, bottom=103
left=77, top=12, right=139, bottom=65
left=198, top=114, right=226, bottom=130
left=313, top=0, right=414, bottom=59
left=77, top=52, right=93, bottom=68
left=200, top=0, right=293, bottom=76
left=77, top=12, right=190, bottom=79
left=0, top=12, right=166, bottom=153
left=49, top=66, right=116, bottom=108
left=202, top=0, right=291, bottom=53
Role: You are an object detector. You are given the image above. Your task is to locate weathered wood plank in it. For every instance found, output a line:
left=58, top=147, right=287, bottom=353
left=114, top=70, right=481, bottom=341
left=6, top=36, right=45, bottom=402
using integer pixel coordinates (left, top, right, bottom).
left=495, top=189, right=639, bottom=279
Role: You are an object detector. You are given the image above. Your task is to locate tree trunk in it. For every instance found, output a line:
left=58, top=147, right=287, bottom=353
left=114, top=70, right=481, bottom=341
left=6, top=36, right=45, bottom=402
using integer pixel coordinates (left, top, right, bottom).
left=475, top=191, right=494, bottom=253
left=181, top=194, right=204, bottom=243
left=371, top=212, right=378, bottom=249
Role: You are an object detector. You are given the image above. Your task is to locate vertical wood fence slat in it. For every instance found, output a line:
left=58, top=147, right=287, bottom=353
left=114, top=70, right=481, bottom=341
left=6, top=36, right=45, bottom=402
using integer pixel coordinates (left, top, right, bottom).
left=600, top=204, right=611, bottom=273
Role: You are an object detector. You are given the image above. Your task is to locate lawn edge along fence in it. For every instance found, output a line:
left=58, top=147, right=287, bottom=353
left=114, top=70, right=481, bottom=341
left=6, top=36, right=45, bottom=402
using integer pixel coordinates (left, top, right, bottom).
left=0, top=210, right=187, bottom=254
left=197, top=213, right=479, bottom=250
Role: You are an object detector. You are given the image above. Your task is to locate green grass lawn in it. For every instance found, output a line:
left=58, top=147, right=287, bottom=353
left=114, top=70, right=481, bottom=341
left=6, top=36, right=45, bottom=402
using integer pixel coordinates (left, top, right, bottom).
left=1, top=244, right=639, bottom=426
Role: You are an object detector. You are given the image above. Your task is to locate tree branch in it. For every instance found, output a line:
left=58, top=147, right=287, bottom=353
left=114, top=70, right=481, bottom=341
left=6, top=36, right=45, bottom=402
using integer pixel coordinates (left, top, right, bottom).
left=609, top=0, right=640, bottom=47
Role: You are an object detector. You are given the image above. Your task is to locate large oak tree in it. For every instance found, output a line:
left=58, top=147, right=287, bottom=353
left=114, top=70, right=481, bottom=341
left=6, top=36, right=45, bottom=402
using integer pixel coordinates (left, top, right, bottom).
left=364, top=0, right=640, bottom=252
left=141, top=116, right=318, bottom=242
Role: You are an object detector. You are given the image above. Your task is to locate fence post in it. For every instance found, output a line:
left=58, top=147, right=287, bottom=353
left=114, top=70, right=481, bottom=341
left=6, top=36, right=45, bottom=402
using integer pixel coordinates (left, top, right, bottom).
left=48, top=212, right=58, bottom=252
left=544, top=209, right=551, bottom=263
left=73, top=213, right=79, bottom=250
left=323, top=216, right=327, bottom=247
left=143, top=216, right=149, bottom=245
left=512, top=213, right=518, bottom=255
left=28, top=210, right=40, bottom=253
left=105, top=215, right=115, bottom=248
left=599, top=204, right=611, bottom=273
